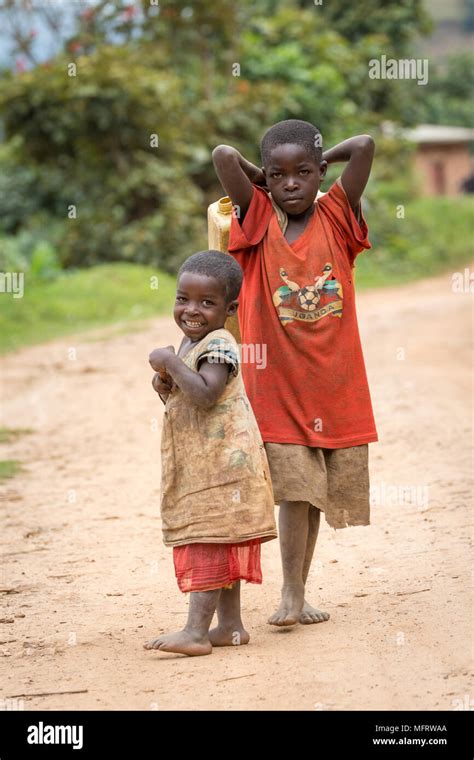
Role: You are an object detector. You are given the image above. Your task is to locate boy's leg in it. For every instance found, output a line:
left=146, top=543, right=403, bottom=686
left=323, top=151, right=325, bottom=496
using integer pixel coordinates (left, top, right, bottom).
left=268, top=500, right=309, bottom=626
left=209, top=581, right=250, bottom=646
left=144, top=589, right=220, bottom=656
left=300, top=506, right=330, bottom=624
left=302, top=504, right=320, bottom=582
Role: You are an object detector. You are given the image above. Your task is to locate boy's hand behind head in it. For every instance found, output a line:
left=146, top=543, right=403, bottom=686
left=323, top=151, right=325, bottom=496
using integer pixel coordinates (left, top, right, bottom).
left=249, top=166, right=268, bottom=190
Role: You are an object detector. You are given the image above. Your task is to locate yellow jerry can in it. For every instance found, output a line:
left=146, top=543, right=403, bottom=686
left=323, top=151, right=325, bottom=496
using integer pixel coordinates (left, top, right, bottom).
left=207, top=196, right=241, bottom=342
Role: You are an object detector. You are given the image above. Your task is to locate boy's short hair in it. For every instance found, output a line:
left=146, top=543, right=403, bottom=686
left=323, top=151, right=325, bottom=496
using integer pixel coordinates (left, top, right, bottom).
left=260, top=119, right=322, bottom=167
left=178, top=250, right=243, bottom=303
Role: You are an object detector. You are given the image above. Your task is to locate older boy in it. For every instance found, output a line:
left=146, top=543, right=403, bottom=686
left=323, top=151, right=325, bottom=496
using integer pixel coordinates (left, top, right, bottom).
left=212, top=119, right=377, bottom=626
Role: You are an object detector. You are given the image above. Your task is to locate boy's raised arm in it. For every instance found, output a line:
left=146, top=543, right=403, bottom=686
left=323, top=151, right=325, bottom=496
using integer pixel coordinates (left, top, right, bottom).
left=322, top=135, right=375, bottom=213
left=212, top=145, right=267, bottom=222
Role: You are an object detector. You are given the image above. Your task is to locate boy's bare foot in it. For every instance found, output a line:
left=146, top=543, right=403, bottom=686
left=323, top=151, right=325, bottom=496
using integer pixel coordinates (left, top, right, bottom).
left=143, top=630, right=212, bottom=656
left=208, top=626, right=250, bottom=647
left=268, top=584, right=304, bottom=626
left=299, top=600, right=330, bottom=625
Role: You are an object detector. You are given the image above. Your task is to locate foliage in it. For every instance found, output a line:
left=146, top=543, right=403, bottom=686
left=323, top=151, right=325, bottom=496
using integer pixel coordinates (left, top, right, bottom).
left=316, top=0, right=432, bottom=47
left=0, top=44, right=210, bottom=269
left=0, top=0, right=469, bottom=283
left=0, top=262, right=177, bottom=353
left=357, top=195, right=474, bottom=286
left=417, top=53, right=474, bottom=128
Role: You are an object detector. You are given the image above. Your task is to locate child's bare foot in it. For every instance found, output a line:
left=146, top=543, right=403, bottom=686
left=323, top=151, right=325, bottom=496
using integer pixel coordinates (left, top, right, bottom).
left=299, top=600, right=330, bottom=625
left=143, top=630, right=212, bottom=656
left=208, top=626, right=250, bottom=647
left=268, top=584, right=304, bottom=626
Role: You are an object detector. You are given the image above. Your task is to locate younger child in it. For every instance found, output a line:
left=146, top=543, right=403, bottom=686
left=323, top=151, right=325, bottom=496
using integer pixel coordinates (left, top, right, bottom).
left=212, top=119, right=378, bottom=627
left=144, top=250, right=277, bottom=656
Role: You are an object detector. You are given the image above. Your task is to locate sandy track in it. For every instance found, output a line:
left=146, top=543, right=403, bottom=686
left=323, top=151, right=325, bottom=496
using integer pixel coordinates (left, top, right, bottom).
left=1, top=270, right=472, bottom=711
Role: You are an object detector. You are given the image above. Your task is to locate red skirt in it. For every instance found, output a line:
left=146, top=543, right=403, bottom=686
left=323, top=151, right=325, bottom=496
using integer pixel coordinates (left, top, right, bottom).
left=173, top=539, right=262, bottom=593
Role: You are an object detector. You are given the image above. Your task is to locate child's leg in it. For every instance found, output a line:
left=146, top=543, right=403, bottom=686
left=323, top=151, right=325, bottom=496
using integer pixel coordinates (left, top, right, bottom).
left=209, top=581, right=250, bottom=647
left=268, top=500, right=309, bottom=626
left=144, top=589, right=220, bottom=656
left=302, top=505, right=320, bottom=583
left=299, top=506, right=330, bottom=625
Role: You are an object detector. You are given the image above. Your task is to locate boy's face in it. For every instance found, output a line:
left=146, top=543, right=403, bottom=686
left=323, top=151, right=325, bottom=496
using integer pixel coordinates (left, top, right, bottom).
left=262, top=143, right=327, bottom=217
left=174, top=272, right=237, bottom=341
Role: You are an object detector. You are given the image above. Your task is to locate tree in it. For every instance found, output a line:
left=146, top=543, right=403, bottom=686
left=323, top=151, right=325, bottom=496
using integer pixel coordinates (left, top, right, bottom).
left=0, top=0, right=454, bottom=272
left=417, top=53, right=474, bottom=128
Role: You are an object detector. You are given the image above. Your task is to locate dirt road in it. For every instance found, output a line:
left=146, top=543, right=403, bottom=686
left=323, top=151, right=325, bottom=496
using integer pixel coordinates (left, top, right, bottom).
left=1, top=270, right=472, bottom=711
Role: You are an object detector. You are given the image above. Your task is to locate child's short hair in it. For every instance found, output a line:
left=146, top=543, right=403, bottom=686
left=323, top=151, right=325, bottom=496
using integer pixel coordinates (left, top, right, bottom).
left=178, top=250, right=243, bottom=303
left=261, top=119, right=322, bottom=167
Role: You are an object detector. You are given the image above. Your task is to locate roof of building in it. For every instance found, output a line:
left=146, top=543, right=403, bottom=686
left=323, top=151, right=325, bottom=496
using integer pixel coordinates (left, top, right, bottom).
left=402, top=124, right=474, bottom=144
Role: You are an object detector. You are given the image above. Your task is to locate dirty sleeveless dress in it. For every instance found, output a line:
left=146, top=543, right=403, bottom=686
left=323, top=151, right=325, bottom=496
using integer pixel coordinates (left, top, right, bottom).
left=159, top=328, right=277, bottom=592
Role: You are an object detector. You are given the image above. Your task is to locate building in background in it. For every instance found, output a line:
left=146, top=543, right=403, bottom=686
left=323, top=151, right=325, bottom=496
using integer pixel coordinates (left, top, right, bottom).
left=403, top=124, right=474, bottom=197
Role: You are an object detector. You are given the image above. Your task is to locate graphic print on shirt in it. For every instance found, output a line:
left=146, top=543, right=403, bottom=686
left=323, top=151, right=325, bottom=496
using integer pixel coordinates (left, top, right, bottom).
left=271, top=262, right=343, bottom=326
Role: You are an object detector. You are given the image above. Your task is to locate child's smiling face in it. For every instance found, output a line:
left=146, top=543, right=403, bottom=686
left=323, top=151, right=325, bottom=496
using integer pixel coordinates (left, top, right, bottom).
left=263, top=142, right=327, bottom=217
left=174, top=272, right=237, bottom=342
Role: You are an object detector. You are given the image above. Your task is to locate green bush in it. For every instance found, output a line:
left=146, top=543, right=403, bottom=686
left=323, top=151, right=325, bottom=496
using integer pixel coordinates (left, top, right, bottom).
left=30, top=242, right=61, bottom=281
left=0, top=235, right=29, bottom=273
left=357, top=195, right=474, bottom=286
left=0, top=138, right=47, bottom=234
left=0, top=2, right=431, bottom=276
left=0, top=214, right=64, bottom=281
left=0, top=262, right=177, bottom=353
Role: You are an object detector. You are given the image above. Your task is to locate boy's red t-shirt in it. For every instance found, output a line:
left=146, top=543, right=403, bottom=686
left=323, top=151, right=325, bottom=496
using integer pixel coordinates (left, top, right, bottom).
left=227, top=178, right=378, bottom=449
